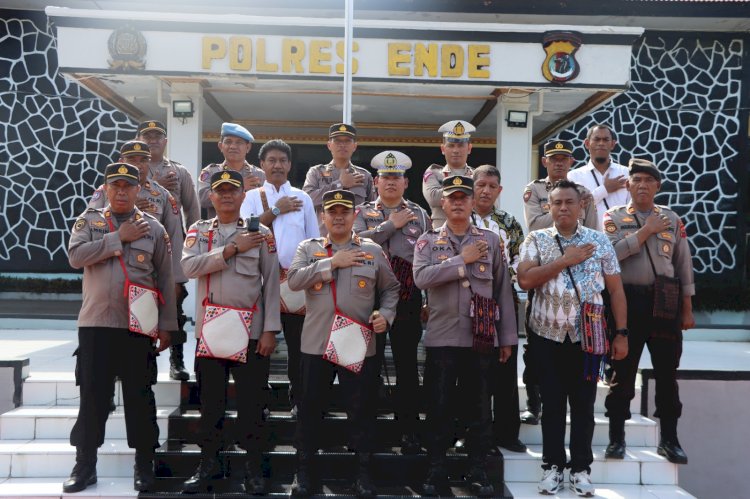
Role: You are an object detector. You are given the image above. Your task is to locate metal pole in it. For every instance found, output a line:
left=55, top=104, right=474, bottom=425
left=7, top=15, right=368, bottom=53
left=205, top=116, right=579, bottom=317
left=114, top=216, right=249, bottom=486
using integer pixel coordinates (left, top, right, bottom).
left=343, top=0, right=353, bottom=124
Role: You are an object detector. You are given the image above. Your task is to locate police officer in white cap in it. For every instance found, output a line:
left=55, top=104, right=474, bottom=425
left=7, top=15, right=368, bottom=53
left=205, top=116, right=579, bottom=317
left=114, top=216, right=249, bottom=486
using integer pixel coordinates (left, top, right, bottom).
left=422, top=120, right=476, bottom=227
left=354, top=151, right=432, bottom=455
left=198, top=122, right=266, bottom=218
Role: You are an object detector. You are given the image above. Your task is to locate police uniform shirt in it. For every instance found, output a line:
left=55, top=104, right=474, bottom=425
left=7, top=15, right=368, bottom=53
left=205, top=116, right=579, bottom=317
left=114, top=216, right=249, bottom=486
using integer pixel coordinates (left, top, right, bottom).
left=69, top=206, right=177, bottom=331
left=181, top=218, right=282, bottom=340
left=352, top=198, right=432, bottom=262
left=412, top=225, right=518, bottom=348
left=522, top=178, right=599, bottom=232
left=302, top=162, right=375, bottom=214
left=287, top=234, right=400, bottom=356
left=568, top=160, right=631, bottom=230
left=198, top=161, right=267, bottom=216
left=240, top=181, right=320, bottom=269
left=89, top=180, right=187, bottom=283
left=149, top=158, right=201, bottom=229
left=603, top=204, right=695, bottom=296
left=422, top=164, right=473, bottom=226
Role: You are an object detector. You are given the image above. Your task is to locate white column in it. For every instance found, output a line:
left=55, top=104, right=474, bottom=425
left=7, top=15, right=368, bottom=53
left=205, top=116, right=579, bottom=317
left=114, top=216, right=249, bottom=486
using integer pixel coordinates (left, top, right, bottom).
left=496, top=96, right=533, bottom=233
left=165, top=82, right=203, bottom=326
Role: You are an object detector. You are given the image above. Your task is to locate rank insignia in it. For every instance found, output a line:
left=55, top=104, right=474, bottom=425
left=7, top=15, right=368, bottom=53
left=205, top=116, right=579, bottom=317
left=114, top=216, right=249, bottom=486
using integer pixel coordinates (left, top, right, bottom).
left=134, top=213, right=142, bottom=221
left=542, top=203, right=550, bottom=212
left=605, top=220, right=617, bottom=233
left=92, top=220, right=106, bottom=228
left=438, top=254, right=448, bottom=261
left=660, top=232, right=672, bottom=240
left=74, top=218, right=86, bottom=231
left=435, top=239, right=448, bottom=245
left=364, top=253, right=375, bottom=260
left=662, top=244, right=671, bottom=253
left=137, top=254, right=145, bottom=262
left=358, top=280, right=367, bottom=288
left=313, top=251, right=327, bottom=257
left=541, top=31, right=582, bottom=85
left=622, top=216, right=634, bottom=223
left=314, top=282, right=323, bottom=290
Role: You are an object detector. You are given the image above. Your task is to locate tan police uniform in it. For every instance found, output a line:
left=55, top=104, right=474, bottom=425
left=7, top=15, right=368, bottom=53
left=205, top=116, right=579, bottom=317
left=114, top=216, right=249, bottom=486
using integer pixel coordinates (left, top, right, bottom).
left=422, top=164, right=474, bottom=227
left=303, top=162, right=374, bottom=222
left=198, top=161, right=266, bottom=218
left=523, top=178, right=599, bottom=232
left=89, top=180, right=186, bottom=284
left=149, top=158, right=200, bottom=229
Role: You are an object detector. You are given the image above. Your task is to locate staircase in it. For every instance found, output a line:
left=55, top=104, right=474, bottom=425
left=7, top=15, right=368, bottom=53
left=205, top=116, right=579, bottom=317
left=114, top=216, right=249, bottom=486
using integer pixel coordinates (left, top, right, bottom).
left=0, top=346, right=693, bottom=498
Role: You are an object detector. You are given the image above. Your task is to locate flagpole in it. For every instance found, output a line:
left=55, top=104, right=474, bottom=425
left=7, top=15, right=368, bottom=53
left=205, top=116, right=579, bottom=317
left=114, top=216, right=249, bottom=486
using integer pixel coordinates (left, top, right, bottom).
left=343, top=0, right=353, bottom=124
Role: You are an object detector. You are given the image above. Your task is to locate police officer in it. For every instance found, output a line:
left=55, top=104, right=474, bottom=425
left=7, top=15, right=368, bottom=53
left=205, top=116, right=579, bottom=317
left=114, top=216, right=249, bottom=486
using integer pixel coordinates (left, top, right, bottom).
left=520, top=140, right=599, bottom=425
left=353, top=150, right=432, bottom=455
left=181, top=170, right=281, bottom=494
left=89, top=141, right=189, bottom=380
left=422, top=120, right=475, bottom=227
left=136, top=120, right=200, bottom=379
left=603, top=159, right=695, bottom=464
left=198, top=123, right=266, bottom=219
left=413, top=175, right=517, bottom=497
left=287, top=190, right=399, bottom=497
left=64, top=163, right=176, bottom=493
left=302, top=124, right=374, bottom=231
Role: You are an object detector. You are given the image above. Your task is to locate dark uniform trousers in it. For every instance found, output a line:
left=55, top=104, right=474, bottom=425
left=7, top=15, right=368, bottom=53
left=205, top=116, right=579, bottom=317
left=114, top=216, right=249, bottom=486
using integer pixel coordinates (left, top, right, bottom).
left=295, top=353, right=379, bottom=453
left=195, top=339, right=269, bottom=455
left=281, top=313, right=305, bottom=406
left=535, top=334, right=597, bottom=473
left=173, top=283, right=189, bottom=345
left=522, top=290, right=541, bottom=400
left=425, top=347, right=493, bottom=461
left=605, top=286, right=683, bottom=425
left=491, top=344, right=520, bottom=442
left=71, top=327, right=159, bottom=451
left=375, top=292, right=423, bottom=435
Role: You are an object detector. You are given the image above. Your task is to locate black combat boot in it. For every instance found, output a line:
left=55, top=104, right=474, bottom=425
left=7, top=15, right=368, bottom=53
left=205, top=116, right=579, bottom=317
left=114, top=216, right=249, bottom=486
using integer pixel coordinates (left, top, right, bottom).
left=422, top=456, right=448, bottom=497
left=62, top=447, right=97, bottom=493
left=290, top=451, right=315, bottom=497
left=243, top=454, right=266, bottom=495
left=658, top=419, right=688, bottom=464
left=353, top=452, right=377, bottom=497
left=182, top=451, right=221, bottom=493
left=169, top=344, right=190, bottom=381
left=520, top=383, right=541, bottom=424
left=133, top=448, right=155, bottom=492
left=465, top=454, right=494, bottom=497
left=605, top=419, right=626, bottom=459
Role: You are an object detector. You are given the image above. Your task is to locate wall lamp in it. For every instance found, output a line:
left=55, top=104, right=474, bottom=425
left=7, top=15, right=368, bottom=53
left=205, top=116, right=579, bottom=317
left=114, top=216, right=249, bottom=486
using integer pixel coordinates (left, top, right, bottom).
left=172, top=100, right=194, bottom=118
left=506, top=110, right=528, bottom=128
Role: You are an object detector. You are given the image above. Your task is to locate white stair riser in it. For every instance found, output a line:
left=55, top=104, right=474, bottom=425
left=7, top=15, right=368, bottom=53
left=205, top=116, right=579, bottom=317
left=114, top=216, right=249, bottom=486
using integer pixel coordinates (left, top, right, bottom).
left=0, top=415, right=169, bottom=440
left=21, top=381, right=180, bottom=407
left=518, top=417, right=658, bottom=446
left=9, top=452, right=134, bottom=478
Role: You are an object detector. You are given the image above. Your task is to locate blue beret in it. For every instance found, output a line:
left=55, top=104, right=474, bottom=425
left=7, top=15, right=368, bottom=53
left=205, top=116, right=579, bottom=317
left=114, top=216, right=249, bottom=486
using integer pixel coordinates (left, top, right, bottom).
left=220, top=123, right=254, bottom=142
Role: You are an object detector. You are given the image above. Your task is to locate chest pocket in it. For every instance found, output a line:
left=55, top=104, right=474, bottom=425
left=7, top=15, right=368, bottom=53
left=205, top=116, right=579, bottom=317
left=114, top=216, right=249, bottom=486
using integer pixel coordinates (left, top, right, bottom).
left=235, top=246, right=261, bottom=276
left=431, top=249, right=454, bottom=265
left=129, top=237, right=154, bottom=270
left=401, top=221, right=423, bottom=239
left=350, top=265, right=376, bottom=297
left=655, top=231, right=675, bottom=259
left=471, top=258, right=493, bottom=281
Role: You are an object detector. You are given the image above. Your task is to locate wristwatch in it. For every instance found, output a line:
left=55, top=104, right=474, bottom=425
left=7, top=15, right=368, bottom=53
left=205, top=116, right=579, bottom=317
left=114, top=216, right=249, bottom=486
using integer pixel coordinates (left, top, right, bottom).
left=271, top=206, right=281, bottom=216
left=615, top=328, right=629, bottom=337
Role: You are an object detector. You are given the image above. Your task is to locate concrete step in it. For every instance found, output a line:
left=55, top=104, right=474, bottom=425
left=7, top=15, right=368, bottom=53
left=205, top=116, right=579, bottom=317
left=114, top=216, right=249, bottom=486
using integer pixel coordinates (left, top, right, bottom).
left=518, top=413, right=658, bottom=447
left=0, top=406, right=177, bottom=440
left=503, top=445, right=680, bottom=486
left=506, top=482, right=695, bottom=498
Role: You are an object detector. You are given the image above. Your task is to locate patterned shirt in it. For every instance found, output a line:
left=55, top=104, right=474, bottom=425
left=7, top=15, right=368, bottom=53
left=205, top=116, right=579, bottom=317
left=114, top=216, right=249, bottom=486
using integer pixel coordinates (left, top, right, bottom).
left=471, top=209, right=524, bottom=276
left=519, top=224, right=620, bottom=343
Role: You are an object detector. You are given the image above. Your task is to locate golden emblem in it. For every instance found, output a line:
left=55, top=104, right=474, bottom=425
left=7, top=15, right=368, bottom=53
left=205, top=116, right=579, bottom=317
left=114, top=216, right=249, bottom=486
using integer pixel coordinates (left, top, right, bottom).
left=453, top=122, right=465, bottom=135
left=148, top=122, right=156, bottom=128
left=334, top=193, right=343, bottom=200
left=314, top=282, right=323, bottom=290
left=107, top=26, right=147, bottom=71
left=555, top=142, right=564, bottom=149
left=118, top=166, right=128, bottom=174
left=339, top=125, right=347, bottom=131
left=137, top=254, right=145, bottom=262
left=541, top=31, right=582, bottom=85
left=452, top=177, right=462, bottom=185
left=133, top=143, right=142, bottom=151
left=479, top=264, right=486, bottom=272
left=221, top=172, right=230, bottom=180
left=384, top=153, right=397, bottom=167
left=358, top=280, right=366, bottom=288
left=662, top=244, right=671, bottom=253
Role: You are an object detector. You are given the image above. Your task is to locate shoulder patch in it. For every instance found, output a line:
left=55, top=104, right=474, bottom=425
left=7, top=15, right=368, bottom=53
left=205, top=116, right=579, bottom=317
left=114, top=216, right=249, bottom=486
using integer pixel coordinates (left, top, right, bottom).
left=523, top=189, right=532, bottom=203
left=679, top=220, right=687, bottom=238
left=73, top=218, right=87, bottom=231
left=168, top=194, right=179, bottom=215
left=199, top=170, right=210, bottom=182
left=604, top=220, right=617, bottom=233
left=416, top=239, right=428, bottom=252
left=422, top=170, right=433, bottom=182
left=265, top=233, right=277, bottom=253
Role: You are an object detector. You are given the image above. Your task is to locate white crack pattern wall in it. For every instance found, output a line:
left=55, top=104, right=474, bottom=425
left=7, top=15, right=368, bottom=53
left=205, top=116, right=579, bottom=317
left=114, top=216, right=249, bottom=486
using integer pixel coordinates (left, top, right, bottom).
left=558, top=35, right=743, bottom=275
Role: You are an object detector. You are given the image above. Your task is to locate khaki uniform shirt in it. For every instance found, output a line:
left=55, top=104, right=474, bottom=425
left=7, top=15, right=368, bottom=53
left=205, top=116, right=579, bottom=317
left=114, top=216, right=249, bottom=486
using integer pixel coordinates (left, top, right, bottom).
left=603, top=204, right=695, bottom=296
left=302, top=162, right=374, bottom=231
left=89, top=181, right=187, bottom=283
left=421, top=164, right=473, bottom=227
left=523, top=178, right=599, bottom=232
left=181, top=218, right=282, bottom=340
left=69, top=207, right=177, bottom=331
left=412, top=224, right=518, bottom=348
left=149, top=158, right=200, bottom=229
left=352, top=198, right=432, bottom=262
left=287, top=233, right=400, bottom=356
left=198, top=161, right=267, bottom=218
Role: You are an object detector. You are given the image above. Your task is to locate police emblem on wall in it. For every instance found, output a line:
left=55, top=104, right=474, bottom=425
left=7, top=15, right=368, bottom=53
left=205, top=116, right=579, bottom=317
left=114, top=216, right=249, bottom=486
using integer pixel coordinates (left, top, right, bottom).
left=108, top=26, right=147, bottom=70
left=541, top=31, right=582, bottom=85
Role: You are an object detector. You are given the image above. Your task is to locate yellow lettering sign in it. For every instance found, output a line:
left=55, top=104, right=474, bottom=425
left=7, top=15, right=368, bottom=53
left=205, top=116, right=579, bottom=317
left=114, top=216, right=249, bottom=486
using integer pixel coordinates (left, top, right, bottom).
left=282, top=38, right=306, bottom=73
left=414, top=42, right=438, bottom=77
left=388, top=42, right=412, bottom=76
left=256, top=38, right=278, bottom=72
left=229, top=36, right=252, bottom=71
left=309, top=39, right=332, bottom=74
left=335, top=40, right=359, bottom=74
left=202, top=36, right=226, bottom=70
left=468, top=44, right=490, bottom=78
left=441, top=44, right=464, bottom=77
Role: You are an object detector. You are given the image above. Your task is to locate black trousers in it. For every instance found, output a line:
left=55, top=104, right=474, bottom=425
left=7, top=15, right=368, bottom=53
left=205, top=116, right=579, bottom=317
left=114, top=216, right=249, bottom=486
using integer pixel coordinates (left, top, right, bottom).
left=425, top=347, right=493, bottom=461
left=522, top=290, right=541, bottom=405
left=535, top=334, right=597, bottom=473
left=492, top=345, right=520, bottom=442
left=375, top=295, right=423, bottom=435
left=195, top=339, right=269, bottom=455
left=173, top=283, right=188, bottom=345
left=605, top=287, right=683, bottom=423
left=70, top=327, right=159, bottom=451
left=281, top=313, right=305, bottom=406
left=294, top=353, right=379, bottom=453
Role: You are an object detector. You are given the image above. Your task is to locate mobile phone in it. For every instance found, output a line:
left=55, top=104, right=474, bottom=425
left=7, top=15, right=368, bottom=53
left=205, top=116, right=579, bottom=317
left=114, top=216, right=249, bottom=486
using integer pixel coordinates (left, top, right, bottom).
left=246, top=216, right=260, bottom=232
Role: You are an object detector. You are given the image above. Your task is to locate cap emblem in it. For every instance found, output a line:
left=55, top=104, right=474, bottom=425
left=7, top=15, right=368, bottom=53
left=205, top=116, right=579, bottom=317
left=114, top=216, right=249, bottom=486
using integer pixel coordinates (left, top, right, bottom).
left=452, top=177, right=463, bottom=185
left=221, top=172, right=230, bottom=180
left=453, top=122, right=465, bottom=135
left=334, top=193, right=343, bottom=200
left=384, top=153, right=397, bottom=167
left=339, top=125, right=347, bottom=131
left=118, top=166, right=128, bottom=174
left=555, top=142, right=564, bottom=149
left=133, top=143, right=141, bottom=151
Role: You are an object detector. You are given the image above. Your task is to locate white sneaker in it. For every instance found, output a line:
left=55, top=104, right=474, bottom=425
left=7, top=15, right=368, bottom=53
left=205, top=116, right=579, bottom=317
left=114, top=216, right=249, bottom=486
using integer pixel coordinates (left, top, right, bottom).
left=569, top=470, right=595, bottom=497
left=537, top=465, right=563, bottom=495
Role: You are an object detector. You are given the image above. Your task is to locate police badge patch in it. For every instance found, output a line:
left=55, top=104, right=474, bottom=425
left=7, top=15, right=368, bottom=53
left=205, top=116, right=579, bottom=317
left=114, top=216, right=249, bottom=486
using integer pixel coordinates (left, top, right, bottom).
left=108, top=26, right=147, bottom=71
left=541, top=31, right=582, bottom=85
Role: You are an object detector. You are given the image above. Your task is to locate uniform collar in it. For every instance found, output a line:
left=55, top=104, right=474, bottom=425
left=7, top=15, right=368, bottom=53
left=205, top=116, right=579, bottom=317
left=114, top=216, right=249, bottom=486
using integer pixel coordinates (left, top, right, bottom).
left=263, top=180, right=291, bottom=194
left=626, top=203, right=660, bottom=215
left=374, top=198, right=406, bottom=210
left=221, top=160, right=253, bottom=172
left=442, top=164, right=470, bottom=174
left=326, top=161, right=355, bottom=170
left=210, top=217, right=245, bottom=229
left=323, top=231, right=361, bottom=247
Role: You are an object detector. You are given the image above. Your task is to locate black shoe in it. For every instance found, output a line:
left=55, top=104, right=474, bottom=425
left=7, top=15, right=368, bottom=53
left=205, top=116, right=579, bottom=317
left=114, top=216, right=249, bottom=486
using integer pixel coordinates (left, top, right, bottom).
left=657, top=439, right=688, bottom=464
left=108, top=394, right=116, bottom=413
left=488, top=445, right=501, bottom=456
left=498, top=438, right=527, bottom=453
left=62, top=449, right=98, bottom=493
left=605, top=440, right=626, bottom=459
left=133, top=450, right=155, bottom=492
left=169, top=344, right=190, bottom=381
left=465, top=466, right=494, bottom=498
left=353, top=471, right=377, bottom=497
left=422, top=464, right=448, bottom=496
left=453, top=437, right=468, bottom=454
left=400, top=433, right=422, bottom=455
left=182, top=455, right=222, bottom=493
left=244, top=460, right=266, bottom=495
left=290, top=451, right=314, bottom=497
left=520, top=409, right=539, bottom=425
